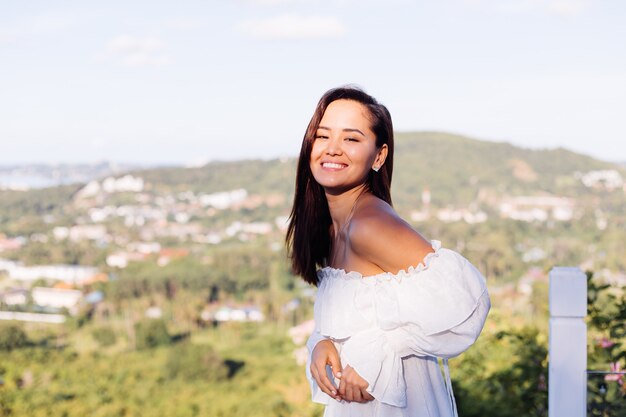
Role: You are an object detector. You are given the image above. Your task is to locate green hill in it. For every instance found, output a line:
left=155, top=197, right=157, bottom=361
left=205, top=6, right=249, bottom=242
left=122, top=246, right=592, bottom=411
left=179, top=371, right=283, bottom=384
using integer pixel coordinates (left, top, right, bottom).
left=132, top=131, right=619, bottom=208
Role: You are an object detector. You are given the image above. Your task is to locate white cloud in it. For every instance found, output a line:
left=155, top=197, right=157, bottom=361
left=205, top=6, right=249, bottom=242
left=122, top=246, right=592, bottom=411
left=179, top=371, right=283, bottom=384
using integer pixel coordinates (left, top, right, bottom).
left=547, top=0, right=591, bottom=16
left=237, top=14, right=346, bottom=40
left=464, top=0, right=592, bottom=16
left=103, top=35, right=172, bottom=67
left=246, top=0, right=302, bottom=4
left=163, top=17, right=209, bottom=30
left=0, top=11, right=79, bottom=44
left=106, top=35, right=165, bottom=54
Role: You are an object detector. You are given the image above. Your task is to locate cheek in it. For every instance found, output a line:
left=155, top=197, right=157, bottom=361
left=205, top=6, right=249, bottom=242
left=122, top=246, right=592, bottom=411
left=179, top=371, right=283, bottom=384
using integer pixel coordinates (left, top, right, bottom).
left=309, top=142, right=322, bottom=166
left=309, top=143, right=318, bottom=159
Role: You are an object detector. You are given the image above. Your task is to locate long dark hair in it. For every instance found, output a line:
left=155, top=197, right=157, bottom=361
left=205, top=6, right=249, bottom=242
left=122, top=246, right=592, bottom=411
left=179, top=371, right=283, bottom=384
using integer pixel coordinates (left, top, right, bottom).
left=286, top=85, right=395, bottom=285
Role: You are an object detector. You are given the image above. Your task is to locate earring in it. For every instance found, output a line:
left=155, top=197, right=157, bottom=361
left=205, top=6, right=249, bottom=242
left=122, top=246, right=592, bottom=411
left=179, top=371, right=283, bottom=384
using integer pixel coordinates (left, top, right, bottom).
left=372, top=166, right=380, bottom=172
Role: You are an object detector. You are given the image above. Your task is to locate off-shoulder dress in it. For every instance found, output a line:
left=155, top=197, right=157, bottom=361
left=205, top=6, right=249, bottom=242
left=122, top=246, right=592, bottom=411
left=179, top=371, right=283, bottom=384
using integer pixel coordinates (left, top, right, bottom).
left=305, top=241, right=491, bottom=417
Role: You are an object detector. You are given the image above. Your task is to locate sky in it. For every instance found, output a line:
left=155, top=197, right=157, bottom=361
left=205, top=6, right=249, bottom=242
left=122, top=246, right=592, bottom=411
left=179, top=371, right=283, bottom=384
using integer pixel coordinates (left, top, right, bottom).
left=1, top=0, right=625, bottom=165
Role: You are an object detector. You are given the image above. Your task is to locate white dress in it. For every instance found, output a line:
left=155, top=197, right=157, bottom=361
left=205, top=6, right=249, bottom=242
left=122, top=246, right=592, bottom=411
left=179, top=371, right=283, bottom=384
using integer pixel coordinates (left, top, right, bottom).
left=305, top=241, right=491, bottom=417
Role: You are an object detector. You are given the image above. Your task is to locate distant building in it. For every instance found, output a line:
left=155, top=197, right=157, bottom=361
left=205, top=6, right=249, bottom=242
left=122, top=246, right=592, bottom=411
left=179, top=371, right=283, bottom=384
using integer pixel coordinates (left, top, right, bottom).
left=580, top=169, right=623, bottom=190
left=54, top=225, right=108, bottom=242
left=7, top=264, right=99, bottom=285
left=199, top=189, right=247, bottom=210
left=410, top=210, right=430, bottom=222
left=102, top=175, right=144, bottom=193
left=75, top=175, right=144, bottom=199
left=0, top=288, right=29, bottom=306
left=31, top=287, right=83, bottom=315
left=106, top=251, right=149, bottom=268
left=435, top=207, right=488, bottom=224
left=69, top=224, right=108, bottom=242
left=0, top=235, right=26, bottom=252
left=499, top=195, right=574, bottom=222
left=145, top=306, right=163, bottom=319
left=212, top=306, right=265, bottom=322
left=0, top=259, right=19, bottom=274
left=226, top=221, right=272, bottom=237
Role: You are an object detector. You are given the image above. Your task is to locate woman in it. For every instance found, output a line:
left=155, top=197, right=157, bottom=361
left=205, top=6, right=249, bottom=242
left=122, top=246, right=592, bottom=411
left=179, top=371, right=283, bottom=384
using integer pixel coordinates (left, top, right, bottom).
left=286, top=86, right=490, bottom=417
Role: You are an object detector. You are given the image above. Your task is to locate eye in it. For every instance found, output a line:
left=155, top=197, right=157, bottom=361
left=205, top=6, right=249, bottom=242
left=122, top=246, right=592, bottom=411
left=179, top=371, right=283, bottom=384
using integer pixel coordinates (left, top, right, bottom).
left=315, top=135, right=329, bottom=140
left=345, top=137, right=359, bottom=142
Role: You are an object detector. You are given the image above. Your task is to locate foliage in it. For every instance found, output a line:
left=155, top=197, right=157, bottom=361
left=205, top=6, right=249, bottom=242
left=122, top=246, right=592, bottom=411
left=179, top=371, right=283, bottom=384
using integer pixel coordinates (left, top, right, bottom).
left=454, top=327, right=548, bottom=417
left=0, top=324, right=319, bottom=417
left=134, top=319, right=170, bottom=350
left=91, top=326, right=117, bottom=347
left=587, top=271, right=626, bottom=415
left=0, top=322, right=29, bottom=351
left=164, top=342, right=229, bottom=381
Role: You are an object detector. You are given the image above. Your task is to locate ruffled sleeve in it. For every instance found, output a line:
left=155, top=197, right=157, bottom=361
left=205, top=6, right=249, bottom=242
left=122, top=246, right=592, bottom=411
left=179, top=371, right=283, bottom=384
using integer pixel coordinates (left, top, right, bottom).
left=313, top=241, right=490, bottom=408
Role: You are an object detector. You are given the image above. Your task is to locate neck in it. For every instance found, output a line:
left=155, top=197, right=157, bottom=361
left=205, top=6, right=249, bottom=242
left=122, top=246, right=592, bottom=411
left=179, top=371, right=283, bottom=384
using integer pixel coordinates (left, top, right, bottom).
left=325, top=184, right=368, bottom=236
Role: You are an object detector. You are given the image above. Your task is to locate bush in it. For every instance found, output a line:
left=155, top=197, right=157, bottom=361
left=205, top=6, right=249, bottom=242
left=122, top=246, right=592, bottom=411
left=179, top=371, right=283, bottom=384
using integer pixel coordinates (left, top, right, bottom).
left=165, top=342, right=229, bottom=381
left=92, top=326, right=117, bottom=347
left=134, top=319, right=170, bottom=349
left=0, top=322, right=29, bottom=351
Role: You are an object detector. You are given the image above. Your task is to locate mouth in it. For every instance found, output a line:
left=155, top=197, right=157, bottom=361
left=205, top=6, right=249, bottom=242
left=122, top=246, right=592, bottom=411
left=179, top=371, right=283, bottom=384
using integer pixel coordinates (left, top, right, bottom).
left=321, top=162, right=348, bottom=170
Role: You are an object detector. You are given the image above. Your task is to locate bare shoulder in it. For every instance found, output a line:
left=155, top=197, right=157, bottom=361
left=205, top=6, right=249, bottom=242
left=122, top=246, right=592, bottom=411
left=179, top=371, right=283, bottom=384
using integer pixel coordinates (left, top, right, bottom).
left=349, top=195, right=434, bottom=274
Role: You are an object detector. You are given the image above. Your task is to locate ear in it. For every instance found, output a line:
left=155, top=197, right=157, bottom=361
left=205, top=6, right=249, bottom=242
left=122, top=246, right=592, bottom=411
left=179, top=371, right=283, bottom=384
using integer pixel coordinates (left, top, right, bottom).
left=372, top=144, right=388, bottom=170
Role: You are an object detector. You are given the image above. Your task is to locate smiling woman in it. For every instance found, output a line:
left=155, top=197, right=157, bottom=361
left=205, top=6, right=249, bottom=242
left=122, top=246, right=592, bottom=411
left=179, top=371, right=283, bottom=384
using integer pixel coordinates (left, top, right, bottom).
left=310, top=99, right=388, bottom=195
left=286, top=85, right=490, bottom=417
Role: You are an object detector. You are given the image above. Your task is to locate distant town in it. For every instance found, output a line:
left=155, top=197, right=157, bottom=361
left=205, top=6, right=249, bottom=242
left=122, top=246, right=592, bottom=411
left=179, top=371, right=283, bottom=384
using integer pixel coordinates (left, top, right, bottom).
left=1, top=166, right=624, bottom=326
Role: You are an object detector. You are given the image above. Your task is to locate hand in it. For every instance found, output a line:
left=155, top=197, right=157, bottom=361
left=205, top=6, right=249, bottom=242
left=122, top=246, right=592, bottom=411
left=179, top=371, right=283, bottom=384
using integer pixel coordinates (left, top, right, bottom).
left=338, top=365, right=375, bottom=403
left=310, top=339, right=343, bottom=400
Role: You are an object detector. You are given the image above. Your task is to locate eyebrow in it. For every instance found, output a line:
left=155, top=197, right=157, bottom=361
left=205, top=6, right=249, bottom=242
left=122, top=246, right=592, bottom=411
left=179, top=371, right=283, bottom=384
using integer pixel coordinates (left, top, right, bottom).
left=318, top=126, right=366, bottom=136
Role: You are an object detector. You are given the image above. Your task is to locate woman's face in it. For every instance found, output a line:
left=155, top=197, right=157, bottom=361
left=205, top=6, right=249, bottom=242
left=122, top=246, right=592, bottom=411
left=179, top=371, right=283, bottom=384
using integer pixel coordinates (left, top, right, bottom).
left=309, top=99, right=387, bottom=194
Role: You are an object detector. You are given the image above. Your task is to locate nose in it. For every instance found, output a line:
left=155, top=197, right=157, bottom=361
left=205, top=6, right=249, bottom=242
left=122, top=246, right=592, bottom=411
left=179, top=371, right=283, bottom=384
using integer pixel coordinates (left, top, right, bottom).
left=325, top=136, right=342, bottom=156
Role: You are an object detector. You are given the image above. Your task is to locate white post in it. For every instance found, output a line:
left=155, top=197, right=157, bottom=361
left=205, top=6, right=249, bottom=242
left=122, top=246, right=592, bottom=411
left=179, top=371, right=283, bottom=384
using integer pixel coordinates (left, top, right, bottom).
left=549, top=267, right=587, bottom=417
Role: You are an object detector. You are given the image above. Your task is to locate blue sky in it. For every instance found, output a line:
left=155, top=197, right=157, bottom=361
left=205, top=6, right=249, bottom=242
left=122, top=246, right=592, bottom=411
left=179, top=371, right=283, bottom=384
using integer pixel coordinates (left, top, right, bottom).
left=1, top=0, right=625, bottom=165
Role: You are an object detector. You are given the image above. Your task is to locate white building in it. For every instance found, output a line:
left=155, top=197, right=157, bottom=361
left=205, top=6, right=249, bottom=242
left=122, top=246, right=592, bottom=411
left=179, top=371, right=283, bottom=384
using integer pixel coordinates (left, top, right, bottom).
left=435, top=208, right=487, bottom=224
left=102, top=175, right=144, bottom=193
left=0, top=288, right=29, bottom=306
left=580, top=169, right=623, bottom=190
left=226, top=221, right=272, bottom=237
left=199, top=189, right=247, bottom=210
left=8, top=264, right=99, bottom=285
left=31, top=287, right=83, bottom=314
left=69, top=224, right=108, bottom=242
left=213, top=306, right=265, bottom=322
left=499, top=195, right=574, bottom=222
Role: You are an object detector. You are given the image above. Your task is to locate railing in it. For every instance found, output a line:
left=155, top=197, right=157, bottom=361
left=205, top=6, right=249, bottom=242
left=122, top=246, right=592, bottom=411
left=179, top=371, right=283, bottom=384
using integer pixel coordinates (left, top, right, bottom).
left=587, top=371, right=626, bottom=416
left=549, top=267, right=587, bottom=417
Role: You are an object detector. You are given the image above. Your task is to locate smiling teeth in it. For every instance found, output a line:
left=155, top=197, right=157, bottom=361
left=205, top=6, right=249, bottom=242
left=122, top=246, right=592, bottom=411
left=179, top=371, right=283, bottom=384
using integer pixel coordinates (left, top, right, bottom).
left=323, top=162, right=346, bottom=169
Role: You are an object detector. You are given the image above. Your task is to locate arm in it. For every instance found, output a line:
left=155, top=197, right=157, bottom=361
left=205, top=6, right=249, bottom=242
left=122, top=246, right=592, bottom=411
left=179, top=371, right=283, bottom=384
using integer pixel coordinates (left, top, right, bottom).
left=338, top=209, right=490, bottom=406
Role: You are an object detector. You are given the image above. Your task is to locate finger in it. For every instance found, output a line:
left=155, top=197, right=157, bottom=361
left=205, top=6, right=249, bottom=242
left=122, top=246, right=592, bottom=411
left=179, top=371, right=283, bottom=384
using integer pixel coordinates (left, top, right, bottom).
left=312, top=364, right=336, bottom=398
left=345, top=384, right=355, bottom=402
left=338, top=375, right=346, bottom=398
left=363, top=390, right=375, bottom=401
left=352, top=387, right=363, bottom=403
left=319, top=364, right=340, bottom=398
left=327, top=350, right=343, bottom=379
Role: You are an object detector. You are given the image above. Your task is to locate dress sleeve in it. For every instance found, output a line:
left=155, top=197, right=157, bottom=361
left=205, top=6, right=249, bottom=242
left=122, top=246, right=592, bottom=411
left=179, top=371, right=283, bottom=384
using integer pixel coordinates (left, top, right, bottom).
left=340, top=246, right=490, bottom=407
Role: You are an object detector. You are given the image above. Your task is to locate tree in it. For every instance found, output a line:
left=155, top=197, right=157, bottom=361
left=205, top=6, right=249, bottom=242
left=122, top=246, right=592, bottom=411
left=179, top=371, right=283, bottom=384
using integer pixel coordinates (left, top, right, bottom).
left=0, top=322, right=29, bottom=351
left=164, top=342, right=229, bottom=381
left=134, top=319, right=170, bottom=349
